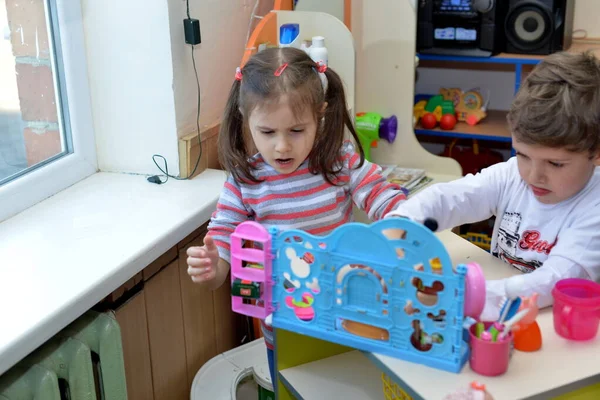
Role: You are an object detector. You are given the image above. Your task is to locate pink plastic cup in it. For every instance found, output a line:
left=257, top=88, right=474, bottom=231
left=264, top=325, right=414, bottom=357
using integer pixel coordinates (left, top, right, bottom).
left=469, top=322, right=513, bottom=377
left=552, top=279, right=600, bottom=341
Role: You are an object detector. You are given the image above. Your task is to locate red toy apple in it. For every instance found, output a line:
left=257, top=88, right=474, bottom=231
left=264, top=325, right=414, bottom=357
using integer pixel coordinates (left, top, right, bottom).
left=420, top=113, right=437, bottom=129
left=439, top=113, right=457, bottom=130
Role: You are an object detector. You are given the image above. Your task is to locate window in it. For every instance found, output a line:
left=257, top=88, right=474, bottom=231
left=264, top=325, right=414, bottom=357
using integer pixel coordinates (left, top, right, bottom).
left=0, top=0, right=96, bottom=222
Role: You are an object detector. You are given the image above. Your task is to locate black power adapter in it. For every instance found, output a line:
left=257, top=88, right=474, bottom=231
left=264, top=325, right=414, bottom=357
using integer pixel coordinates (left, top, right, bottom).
left=184, top=18, right=201, bottom=45
left=147, top=5, right=202, bottom=186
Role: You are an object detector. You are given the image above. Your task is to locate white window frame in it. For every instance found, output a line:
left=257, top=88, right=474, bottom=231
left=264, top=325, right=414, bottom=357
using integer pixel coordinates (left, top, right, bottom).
left=0, top=0, right=97, bottom=223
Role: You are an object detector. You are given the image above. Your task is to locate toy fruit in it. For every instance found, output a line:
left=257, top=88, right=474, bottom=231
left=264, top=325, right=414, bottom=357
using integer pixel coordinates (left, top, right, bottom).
left=439, top=114, right=457, bottom=130
left=421, top=113, right=437, bottom=129
left=413, top=100, right=427, bottom=123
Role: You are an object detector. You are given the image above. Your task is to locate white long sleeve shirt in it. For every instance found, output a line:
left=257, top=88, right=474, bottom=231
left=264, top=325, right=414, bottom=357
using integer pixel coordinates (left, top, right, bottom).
left=387, top=157, right=600, bottom=319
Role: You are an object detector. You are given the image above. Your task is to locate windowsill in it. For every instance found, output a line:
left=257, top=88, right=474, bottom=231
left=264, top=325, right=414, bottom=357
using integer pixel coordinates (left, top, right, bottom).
left=0, top=169, right=226, bottom=375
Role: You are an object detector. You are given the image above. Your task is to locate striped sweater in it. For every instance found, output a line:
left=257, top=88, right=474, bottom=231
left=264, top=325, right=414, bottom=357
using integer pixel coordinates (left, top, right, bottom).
left=208, top=141, right=407, bottom=262
left=208, top=142, right=406, bottom=348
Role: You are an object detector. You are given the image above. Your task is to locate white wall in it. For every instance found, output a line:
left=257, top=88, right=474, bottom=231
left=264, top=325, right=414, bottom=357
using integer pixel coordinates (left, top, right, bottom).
left=81, top=0, right=273, bottom=175
left=294, top=0, right=344, bottom=23
left=574, top=0, right=600, bottom=39
left=171, top=0, right=274, bottom=137
left=82, top=0, right=179, bottom=175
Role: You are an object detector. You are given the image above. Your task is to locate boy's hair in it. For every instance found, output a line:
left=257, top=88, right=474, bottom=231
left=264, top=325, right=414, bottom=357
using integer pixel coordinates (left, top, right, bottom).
left=507, top=51, right=600, bottom=154
left=218, top=47, right=364, bottom=184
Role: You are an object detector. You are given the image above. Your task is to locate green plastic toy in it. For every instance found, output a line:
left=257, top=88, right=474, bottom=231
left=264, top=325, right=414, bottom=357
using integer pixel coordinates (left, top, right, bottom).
left=355, top=112, right=398, bottom=161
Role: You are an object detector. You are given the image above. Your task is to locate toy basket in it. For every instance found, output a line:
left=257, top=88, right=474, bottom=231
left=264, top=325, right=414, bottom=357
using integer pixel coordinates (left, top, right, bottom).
left=460, top=232, right=491, bottom=251
left=382, top=373, right=413, bottom=400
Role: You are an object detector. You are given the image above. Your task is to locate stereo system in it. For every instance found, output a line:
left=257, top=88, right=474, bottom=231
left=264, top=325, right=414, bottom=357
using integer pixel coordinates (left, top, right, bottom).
left=417, top=0, right=575, bottom=57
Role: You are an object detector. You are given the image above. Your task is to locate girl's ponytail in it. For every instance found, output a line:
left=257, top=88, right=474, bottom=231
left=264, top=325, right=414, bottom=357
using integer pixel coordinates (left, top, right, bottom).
left=218, top=78, right=258, bottom=183
left=311, top=67, right=365, bottom=183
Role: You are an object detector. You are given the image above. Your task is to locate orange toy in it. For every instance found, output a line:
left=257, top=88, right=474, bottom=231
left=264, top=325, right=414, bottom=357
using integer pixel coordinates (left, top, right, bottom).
left=512, top=293, right=543, bottom=352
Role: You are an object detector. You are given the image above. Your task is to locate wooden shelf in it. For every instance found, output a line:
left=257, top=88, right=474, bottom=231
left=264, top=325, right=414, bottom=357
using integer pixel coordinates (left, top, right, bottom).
left=415, top=110, right=511, bottom=142
left=418, top=40, right=600, bottom=65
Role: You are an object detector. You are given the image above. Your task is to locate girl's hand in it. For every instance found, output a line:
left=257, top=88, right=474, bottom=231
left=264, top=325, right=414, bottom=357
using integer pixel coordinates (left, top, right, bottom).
left=187, top=235, right=219, bottom=283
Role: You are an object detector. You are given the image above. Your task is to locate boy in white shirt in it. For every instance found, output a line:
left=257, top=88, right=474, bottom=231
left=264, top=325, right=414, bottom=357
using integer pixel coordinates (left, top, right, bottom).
left=388, top=51, right=600, bottom=318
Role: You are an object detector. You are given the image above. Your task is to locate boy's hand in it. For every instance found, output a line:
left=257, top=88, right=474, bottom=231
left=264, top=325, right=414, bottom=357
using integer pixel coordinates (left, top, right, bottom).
left=187, top=235, right=219, bottom=283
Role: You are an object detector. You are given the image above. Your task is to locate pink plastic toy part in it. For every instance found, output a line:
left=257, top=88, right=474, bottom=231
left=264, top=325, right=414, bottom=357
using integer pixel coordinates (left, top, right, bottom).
left=469, top=321, right=512, bottom=377
left=514, top=293, right=539, bottom=330
left=230, top=221, right=273, bottom=320
left=285, top=293, right=315, bottom=321
left=552, top=278, right=600, bottom=341
left=442, top=382, right=495, bottom=400
left=463, top=262, right=486, bottom=319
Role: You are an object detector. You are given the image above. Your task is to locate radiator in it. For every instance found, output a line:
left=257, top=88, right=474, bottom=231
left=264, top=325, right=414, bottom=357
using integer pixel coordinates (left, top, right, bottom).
left=0, top=311, right=127, bottom=400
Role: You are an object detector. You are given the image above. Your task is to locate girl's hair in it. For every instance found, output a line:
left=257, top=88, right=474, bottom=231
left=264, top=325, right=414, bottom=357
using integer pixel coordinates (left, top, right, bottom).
left=218, top=47, right=364, bottom=184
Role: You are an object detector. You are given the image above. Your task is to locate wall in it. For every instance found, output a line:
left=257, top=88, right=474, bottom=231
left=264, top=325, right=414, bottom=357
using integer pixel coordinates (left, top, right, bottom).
left=82, top=0, right=273, bottom=176
left=82, top=0, right=179, bottom=175
left=294, top=0, right=344, bottom=23
left=573, top=0, right=600, bottom=39
left=170, top=0, right=274, bottom=138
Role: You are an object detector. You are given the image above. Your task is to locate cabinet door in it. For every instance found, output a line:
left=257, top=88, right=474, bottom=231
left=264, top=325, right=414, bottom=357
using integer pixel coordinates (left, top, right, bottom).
left=115, top=291, right=154, bottom=400
left=212, top=273, right=240, bottom=353
left=178, top=236, right=218, bottom=386
left=145, top=261, right=188, bottom=400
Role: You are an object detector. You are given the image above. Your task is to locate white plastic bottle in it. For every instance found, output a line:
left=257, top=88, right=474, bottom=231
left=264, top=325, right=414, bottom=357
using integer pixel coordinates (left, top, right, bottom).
left=308, top=36, right=328, bottom=66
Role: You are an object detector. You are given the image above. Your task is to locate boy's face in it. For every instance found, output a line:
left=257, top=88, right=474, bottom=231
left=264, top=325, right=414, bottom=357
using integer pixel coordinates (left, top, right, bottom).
left=248, top=97, right=318, bottom=174
left=513, top=137, right=600, bottom=204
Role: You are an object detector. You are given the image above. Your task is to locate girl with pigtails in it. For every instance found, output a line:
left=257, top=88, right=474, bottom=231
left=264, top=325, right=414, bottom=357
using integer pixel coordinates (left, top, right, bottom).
left=186, top=47, right=407, bottom=381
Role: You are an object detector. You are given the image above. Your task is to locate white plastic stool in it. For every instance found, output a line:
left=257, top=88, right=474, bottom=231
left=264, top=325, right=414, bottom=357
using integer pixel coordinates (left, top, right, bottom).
left=190, top=338, right=273, bottom=400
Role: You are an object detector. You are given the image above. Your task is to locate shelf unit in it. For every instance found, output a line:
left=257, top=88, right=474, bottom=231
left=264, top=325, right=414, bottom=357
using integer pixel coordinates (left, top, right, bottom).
left=415, top=53, right=542, bottom=145
left=415, top=109, right=512, bottom=143
left=415, top=41, right=600, bottom=145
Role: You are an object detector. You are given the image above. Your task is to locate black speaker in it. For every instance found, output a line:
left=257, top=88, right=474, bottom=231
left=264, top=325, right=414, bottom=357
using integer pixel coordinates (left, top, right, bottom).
left=504, top=0, right=574, bottom=55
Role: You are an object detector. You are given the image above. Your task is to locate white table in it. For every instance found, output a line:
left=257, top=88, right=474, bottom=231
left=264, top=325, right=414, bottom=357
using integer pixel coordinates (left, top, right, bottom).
left=279, top=351, right=383, bottom=399
left=280, top=231, right=600, bottom=399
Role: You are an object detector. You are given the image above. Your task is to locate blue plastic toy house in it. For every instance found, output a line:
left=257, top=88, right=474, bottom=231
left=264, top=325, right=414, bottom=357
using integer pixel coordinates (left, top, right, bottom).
left=230, top=218, right=485, bottom=373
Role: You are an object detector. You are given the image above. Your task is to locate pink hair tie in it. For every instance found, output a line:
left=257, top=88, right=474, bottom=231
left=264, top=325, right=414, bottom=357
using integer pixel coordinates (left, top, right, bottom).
left=234, top=67, right=243, bottom=81
left=315, top=61, right=327, bottom=73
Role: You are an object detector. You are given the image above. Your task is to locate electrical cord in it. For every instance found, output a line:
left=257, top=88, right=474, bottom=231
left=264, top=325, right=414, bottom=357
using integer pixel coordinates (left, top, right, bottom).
left=245, top=0, right=261, bottom=44
left=149, top=0, right=202, bottom=184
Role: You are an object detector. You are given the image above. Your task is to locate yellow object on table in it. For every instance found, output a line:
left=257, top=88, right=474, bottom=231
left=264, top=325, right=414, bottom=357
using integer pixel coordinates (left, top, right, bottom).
left=382, top=373, right=413, bottom=400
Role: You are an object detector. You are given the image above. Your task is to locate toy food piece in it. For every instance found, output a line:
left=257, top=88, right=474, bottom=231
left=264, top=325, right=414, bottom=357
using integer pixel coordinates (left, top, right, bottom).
left=513, top=293, right=542, bottom=351
left=342, top=319, right=390, bottom=341
left=513, top=320, right=542, bottom=352
left=439, top=114, right=457, bottom=130
left=232, top=279, right=261, bottom=298
left=421, top=113, right=437, bottom=129
left=424, top=94, right=444, bottom=113
left=433, top=105, right=443, bottom=122
left=413, top=100, right=427, bottom=123
left=285, top=293, right=315, bottom=321
left=443, top=381, right=495, bottom=400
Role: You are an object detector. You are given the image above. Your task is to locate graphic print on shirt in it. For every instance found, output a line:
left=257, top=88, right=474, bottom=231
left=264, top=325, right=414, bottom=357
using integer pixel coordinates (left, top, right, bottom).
left=493, top=211, right=543, bottom=273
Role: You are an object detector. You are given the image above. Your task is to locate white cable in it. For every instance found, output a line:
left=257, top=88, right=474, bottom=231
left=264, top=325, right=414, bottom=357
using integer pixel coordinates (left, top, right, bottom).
left=245, top=0, right=261, bottom=45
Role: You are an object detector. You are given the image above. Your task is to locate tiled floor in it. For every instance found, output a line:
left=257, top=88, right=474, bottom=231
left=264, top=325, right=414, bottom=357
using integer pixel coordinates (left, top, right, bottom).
left=0, top=111, right=27, bottom=182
